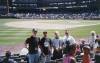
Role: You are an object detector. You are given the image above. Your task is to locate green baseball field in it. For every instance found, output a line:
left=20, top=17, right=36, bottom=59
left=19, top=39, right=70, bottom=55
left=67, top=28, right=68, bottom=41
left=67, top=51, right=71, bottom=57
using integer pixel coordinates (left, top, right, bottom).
left=0, top=19, right=100, bottom=55
left=0, top=19, right=100, bottom=46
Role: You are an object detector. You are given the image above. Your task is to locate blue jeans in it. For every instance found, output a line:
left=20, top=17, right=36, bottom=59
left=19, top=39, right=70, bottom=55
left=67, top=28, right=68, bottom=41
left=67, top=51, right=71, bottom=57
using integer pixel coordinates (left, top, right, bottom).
left=28, top=53, right=39, bottom=63
left=40, top=54, right=51, bottom=63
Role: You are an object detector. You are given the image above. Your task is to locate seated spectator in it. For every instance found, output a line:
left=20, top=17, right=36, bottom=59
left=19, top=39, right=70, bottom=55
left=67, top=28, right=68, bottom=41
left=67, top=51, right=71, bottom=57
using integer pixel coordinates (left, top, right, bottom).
left=76, top=44, right=81, bottom=55
left=80, top=39, right=86, bottom=53
left=0, top=56, right=2, bottom=63
left=82, top=46, right=91, bottom=63
left=20, top=48, right=28, bottom=55
left=63, top=44, right=77, bottom=63
left=2, top=51, right=15, bottom=63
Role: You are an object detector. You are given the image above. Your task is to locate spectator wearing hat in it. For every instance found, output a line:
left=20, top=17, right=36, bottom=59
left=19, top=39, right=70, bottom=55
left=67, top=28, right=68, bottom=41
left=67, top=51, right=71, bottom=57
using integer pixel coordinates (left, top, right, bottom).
left=82, top=46, right=91, bottom=63
left=39, top=31, right=52, bottom=63
left=25, top=29, right=40, bottom=63
left=52, top=31, right=63, bottom=60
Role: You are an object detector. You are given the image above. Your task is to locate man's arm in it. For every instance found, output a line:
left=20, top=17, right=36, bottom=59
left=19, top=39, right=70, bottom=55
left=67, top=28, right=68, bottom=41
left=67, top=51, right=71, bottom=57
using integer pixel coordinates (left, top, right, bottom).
left=49, top=38, right=52, bottom=46
left=38, top=37, right=41, bottom=49
left=25, top=38, right=29, bottom=48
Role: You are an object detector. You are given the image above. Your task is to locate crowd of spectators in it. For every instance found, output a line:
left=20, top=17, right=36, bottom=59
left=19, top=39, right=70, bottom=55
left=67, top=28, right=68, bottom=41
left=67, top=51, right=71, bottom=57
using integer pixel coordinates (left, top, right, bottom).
left=13, top=12, right=100, bottom=19
left=0, top=29, right=100, bottom=63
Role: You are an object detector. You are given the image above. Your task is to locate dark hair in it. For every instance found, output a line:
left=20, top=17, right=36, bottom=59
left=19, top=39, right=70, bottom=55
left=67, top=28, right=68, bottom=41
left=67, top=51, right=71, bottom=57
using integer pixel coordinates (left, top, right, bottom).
left=32, top=28, right=37, bottom=33
left=65, top=30, right=69, bottom=34
left=68, top=44, right=77, bottom=52
left=5, top=51, right=11, bottom=58
left=96, top=35, right=99, bottom=38
left=43, top=31, right=47, bottom=34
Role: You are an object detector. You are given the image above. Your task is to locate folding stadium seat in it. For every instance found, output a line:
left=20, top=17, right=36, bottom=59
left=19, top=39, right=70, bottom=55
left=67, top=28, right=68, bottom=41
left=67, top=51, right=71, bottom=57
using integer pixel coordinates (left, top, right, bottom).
left=20, top=55, right=26, bottom=58
left=14, top=58, right=22, bottom=62
left=11, top=55, right=19, bottom=59
left=20, top=55, right=28, bottom=62
left=13, top=54, right=20, bottom=56
left=95, top=54, right=100, bottom=63
left=19, top=61, right=27, bottom=63
left=0, top=56, right=3, bottom=63
left=76, top=55, right=83, bottom=62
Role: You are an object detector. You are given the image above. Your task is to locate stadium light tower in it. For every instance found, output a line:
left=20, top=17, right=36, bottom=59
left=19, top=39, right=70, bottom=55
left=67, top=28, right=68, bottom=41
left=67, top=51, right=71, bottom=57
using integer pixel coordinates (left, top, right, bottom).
left=7, top=0, right=9, bottom=15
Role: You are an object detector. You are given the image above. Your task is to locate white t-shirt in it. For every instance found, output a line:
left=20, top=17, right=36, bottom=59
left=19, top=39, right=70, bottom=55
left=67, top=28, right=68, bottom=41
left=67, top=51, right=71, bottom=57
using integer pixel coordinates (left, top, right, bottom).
left=20, top=48, right=28, bottom=55
left=63, top=35, right=76, bottom=46
left=89, top=36, right=96, bottom=46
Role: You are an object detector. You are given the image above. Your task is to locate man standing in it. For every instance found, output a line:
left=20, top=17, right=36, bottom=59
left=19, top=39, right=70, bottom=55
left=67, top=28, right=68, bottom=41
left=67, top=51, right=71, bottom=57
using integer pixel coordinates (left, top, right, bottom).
left=89, top=31, right=96, bottom=50
left=25, top=29, right=40, bottom=63
left=52, top=31, right=63, bottom=60
left=63, top=30, right=76, bottom=55
left=39, top=31, right=52, bottom=63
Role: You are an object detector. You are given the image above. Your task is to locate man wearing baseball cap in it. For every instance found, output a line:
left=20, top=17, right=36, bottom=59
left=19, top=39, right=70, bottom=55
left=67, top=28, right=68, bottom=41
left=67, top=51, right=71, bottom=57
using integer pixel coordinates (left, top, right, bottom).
left=25, top=28, right=40, bottom=63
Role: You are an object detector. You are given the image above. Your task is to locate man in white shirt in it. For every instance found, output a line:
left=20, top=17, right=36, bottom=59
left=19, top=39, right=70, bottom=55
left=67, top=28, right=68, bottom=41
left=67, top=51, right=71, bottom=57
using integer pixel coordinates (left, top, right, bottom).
left=52, top=31, right=63, bottom=60
left=89, top=31, right=96, bottom=50
left=63, top=30, right=76, bottom=54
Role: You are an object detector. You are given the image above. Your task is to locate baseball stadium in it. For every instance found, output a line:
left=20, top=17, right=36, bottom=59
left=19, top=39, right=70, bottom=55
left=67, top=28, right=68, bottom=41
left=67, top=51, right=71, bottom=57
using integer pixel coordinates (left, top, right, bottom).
left=0, top=0, right=100, bottom=63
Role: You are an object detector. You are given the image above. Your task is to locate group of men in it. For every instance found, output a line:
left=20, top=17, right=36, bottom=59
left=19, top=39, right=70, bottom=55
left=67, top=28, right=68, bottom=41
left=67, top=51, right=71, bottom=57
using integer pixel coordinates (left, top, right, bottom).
left=25, top=29, right=76, bottom=63
left=25, top=28, right=100, bottom=63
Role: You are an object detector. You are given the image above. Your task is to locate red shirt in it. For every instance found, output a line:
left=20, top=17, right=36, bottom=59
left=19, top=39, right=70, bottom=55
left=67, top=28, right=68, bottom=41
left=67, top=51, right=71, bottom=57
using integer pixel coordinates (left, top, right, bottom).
left=82, top=54, right=91, bottom=63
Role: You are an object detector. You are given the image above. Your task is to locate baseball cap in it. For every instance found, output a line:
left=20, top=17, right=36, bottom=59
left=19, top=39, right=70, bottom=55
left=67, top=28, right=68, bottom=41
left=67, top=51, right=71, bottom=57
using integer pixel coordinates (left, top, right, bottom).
left=32, top=28, right=38, bottom=32
left=83, top=46, right=90, bottom=50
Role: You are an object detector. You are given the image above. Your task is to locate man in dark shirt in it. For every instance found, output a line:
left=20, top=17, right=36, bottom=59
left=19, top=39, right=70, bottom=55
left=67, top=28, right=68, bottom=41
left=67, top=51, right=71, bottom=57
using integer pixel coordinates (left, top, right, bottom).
left=39, top=31, right=52, bottom=63
left=25, top=29, right=40, bottom=63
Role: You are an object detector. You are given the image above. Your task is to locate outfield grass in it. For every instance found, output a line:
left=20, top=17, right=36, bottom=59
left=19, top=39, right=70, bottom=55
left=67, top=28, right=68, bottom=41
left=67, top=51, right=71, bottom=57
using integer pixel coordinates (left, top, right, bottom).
left=0, top=19, right=100, bottom=45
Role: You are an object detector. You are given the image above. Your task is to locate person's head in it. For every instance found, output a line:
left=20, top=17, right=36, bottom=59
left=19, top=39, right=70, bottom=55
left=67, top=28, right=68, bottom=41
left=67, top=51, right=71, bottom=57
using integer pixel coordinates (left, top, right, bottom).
left=96, top=35, right=99, bottom=38
left=68, top=44, right=77, bottom=56
left=43, top=31, right=47, bottom=37
left=65, top=30, right=69, bottom=36
left=54, top=31, right=59, bottom=38
left=83, top=46, right=90, bottom=55
left=5, top=51, right=11, bottom=58
left=32, top=28, right=37, bottom=37
left=81, top=39, right=85, bottom=44
left=90, top=31, right=96, bottom=36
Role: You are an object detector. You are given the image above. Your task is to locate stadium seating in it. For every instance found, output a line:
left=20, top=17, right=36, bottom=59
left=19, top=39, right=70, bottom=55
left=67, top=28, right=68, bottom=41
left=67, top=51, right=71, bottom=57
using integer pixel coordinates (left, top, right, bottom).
left=0, top=52, right=96, bottom=63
